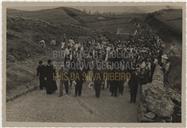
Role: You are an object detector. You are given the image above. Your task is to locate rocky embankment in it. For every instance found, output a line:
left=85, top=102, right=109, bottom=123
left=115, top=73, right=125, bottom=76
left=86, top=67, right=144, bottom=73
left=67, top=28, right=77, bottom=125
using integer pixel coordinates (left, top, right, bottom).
left=138, top=63, right=181, bottom=122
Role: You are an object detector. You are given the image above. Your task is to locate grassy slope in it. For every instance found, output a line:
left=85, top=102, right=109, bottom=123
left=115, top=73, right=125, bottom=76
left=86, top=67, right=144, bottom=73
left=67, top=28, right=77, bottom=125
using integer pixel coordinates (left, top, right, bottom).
left=6, top=8, right=95, bottom=93
left=154, top=9, right=182, bottom=35
left=146, top=9, right=182, bottom=41
left=7, top=7, right=82, bottom=25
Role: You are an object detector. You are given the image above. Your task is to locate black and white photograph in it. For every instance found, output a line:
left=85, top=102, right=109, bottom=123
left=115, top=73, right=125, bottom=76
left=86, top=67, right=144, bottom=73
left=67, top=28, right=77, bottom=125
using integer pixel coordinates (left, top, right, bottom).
left=3, top=2, right=185, bottom=127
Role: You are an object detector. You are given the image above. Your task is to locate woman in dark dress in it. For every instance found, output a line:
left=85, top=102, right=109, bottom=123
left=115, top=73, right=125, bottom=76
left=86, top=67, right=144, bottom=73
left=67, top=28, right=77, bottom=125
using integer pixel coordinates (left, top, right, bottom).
left=45, top=60, right=57, bottom=94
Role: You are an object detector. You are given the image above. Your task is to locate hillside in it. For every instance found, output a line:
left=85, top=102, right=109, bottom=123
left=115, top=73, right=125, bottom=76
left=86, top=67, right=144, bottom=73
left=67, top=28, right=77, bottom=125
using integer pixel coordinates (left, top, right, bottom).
left=7, top=16, right=94, bottom=61
left=6, top=8, right=96, bottom=92
left=7, top=7, right=144, bottom=62
left=7, top=7, right=87, bottom=26
left=145, top=9, right=182, bottom=91
left=154, top=9, right=182, bottom=34
left=146, top=9, right=182, bottom=41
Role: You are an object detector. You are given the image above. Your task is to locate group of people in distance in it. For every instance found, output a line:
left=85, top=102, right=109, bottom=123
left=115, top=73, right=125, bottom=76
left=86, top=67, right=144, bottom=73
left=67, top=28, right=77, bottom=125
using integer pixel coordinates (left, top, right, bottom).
left=36, top=22, right=171, bottom=103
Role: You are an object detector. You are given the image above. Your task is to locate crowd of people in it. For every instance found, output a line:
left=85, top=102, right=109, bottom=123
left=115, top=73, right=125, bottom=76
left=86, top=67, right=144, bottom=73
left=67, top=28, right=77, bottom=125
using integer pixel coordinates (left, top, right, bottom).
left=36, top=23, right=171, bottom=103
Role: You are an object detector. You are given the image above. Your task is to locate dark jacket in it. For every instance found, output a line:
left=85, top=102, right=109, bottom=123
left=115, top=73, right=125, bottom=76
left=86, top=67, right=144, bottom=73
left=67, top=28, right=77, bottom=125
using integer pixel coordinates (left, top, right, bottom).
left=45, top=64, right=57, bottom=93
left=37, top=64, right=46, bottom=78
left=45, top=64, right=56, bottom=80
left=129, top=72, right=139, bottom=91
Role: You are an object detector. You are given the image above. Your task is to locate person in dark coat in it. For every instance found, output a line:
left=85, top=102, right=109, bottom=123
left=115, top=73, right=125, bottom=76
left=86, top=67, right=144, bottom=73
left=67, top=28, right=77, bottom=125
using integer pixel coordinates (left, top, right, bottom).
left=109, top=55, right=121, bottom=97
left=93, top=65, right=102, bottom=98
left=64, top=80, right=69, bottom=95
left=94, top=80, right=102, bottom=98
left=129, top=71, right=139, bottom=103
left=118, top=80, right=124, bottom=96
left=36, top=60, right=46, bottom=90
left=75, top=68, right=84, bottom=97
left=110, top=80, right=118, bottom=97
left=45, top=59, right=57, bottom=94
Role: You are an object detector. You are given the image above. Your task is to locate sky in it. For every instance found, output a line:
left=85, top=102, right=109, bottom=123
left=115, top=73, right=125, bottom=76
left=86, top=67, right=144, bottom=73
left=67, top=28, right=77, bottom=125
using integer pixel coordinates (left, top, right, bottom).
left=10, top=5, right=182, bottom=14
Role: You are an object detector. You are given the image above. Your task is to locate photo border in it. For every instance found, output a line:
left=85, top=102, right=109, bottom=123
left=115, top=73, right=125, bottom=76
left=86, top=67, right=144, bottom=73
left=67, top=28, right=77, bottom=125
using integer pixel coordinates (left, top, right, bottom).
left=2, top=2, right=186, bottom=127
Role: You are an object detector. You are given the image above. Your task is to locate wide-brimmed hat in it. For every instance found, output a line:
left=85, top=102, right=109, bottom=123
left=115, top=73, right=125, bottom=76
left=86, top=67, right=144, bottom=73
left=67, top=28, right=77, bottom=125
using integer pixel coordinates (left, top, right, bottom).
left=161, top=54, right=168, bottom=59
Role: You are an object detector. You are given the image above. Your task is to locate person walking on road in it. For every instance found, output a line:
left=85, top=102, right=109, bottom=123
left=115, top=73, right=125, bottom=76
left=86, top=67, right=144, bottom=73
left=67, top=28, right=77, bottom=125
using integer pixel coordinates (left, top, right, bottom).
left=45, top=59, right=57, bottom=94
left=94, top=80, right=102, bottom=98
left=58, top=65, right=69, bottom=96
left=93, top=64, right=102, bottom=98
left=129, top=71, right=139, bottom=103
left=36, top=60, right=46, bottom=90
left=75, top=69, right=84, bottom=97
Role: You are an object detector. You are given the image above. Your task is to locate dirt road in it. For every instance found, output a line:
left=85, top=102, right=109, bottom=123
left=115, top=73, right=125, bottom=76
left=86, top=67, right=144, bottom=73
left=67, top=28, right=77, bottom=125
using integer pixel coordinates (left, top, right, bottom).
left=6, top=83, right=138, bottom=122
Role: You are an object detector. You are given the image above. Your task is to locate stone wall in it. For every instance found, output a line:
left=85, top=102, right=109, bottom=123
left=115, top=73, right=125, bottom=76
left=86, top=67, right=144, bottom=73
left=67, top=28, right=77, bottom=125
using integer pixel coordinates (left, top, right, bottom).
left=137, top=64, right=181, bottom=122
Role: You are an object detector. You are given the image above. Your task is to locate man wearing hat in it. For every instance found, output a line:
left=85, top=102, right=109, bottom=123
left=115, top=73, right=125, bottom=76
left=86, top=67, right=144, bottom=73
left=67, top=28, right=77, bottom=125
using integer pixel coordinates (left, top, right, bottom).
left=161, top=54, right=170, bottom=87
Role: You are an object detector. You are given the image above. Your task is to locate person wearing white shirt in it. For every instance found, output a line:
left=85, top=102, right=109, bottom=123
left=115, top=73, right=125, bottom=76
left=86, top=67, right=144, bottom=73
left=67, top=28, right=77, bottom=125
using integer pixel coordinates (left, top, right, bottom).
left=61, top=41, right=65, bottom=49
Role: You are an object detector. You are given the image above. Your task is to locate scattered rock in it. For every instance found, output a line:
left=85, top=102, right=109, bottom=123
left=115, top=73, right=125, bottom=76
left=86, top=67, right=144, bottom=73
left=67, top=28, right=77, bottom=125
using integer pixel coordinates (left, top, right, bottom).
left=7, top=55, right=16, bottom=62
left=166, top=88, right=181, bottom=104
left=139, top=64, right=178, bottom=122
left=140, top=116, right=154, bottom=122
left=142, top=82, right=174, bottom=117
left=144, top=112, right=156, bottom=119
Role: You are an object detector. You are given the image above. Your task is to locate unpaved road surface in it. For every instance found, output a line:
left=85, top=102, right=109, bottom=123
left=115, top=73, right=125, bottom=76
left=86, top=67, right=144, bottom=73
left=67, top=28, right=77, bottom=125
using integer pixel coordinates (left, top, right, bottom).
left=6, top=83, right=137, bottom=122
